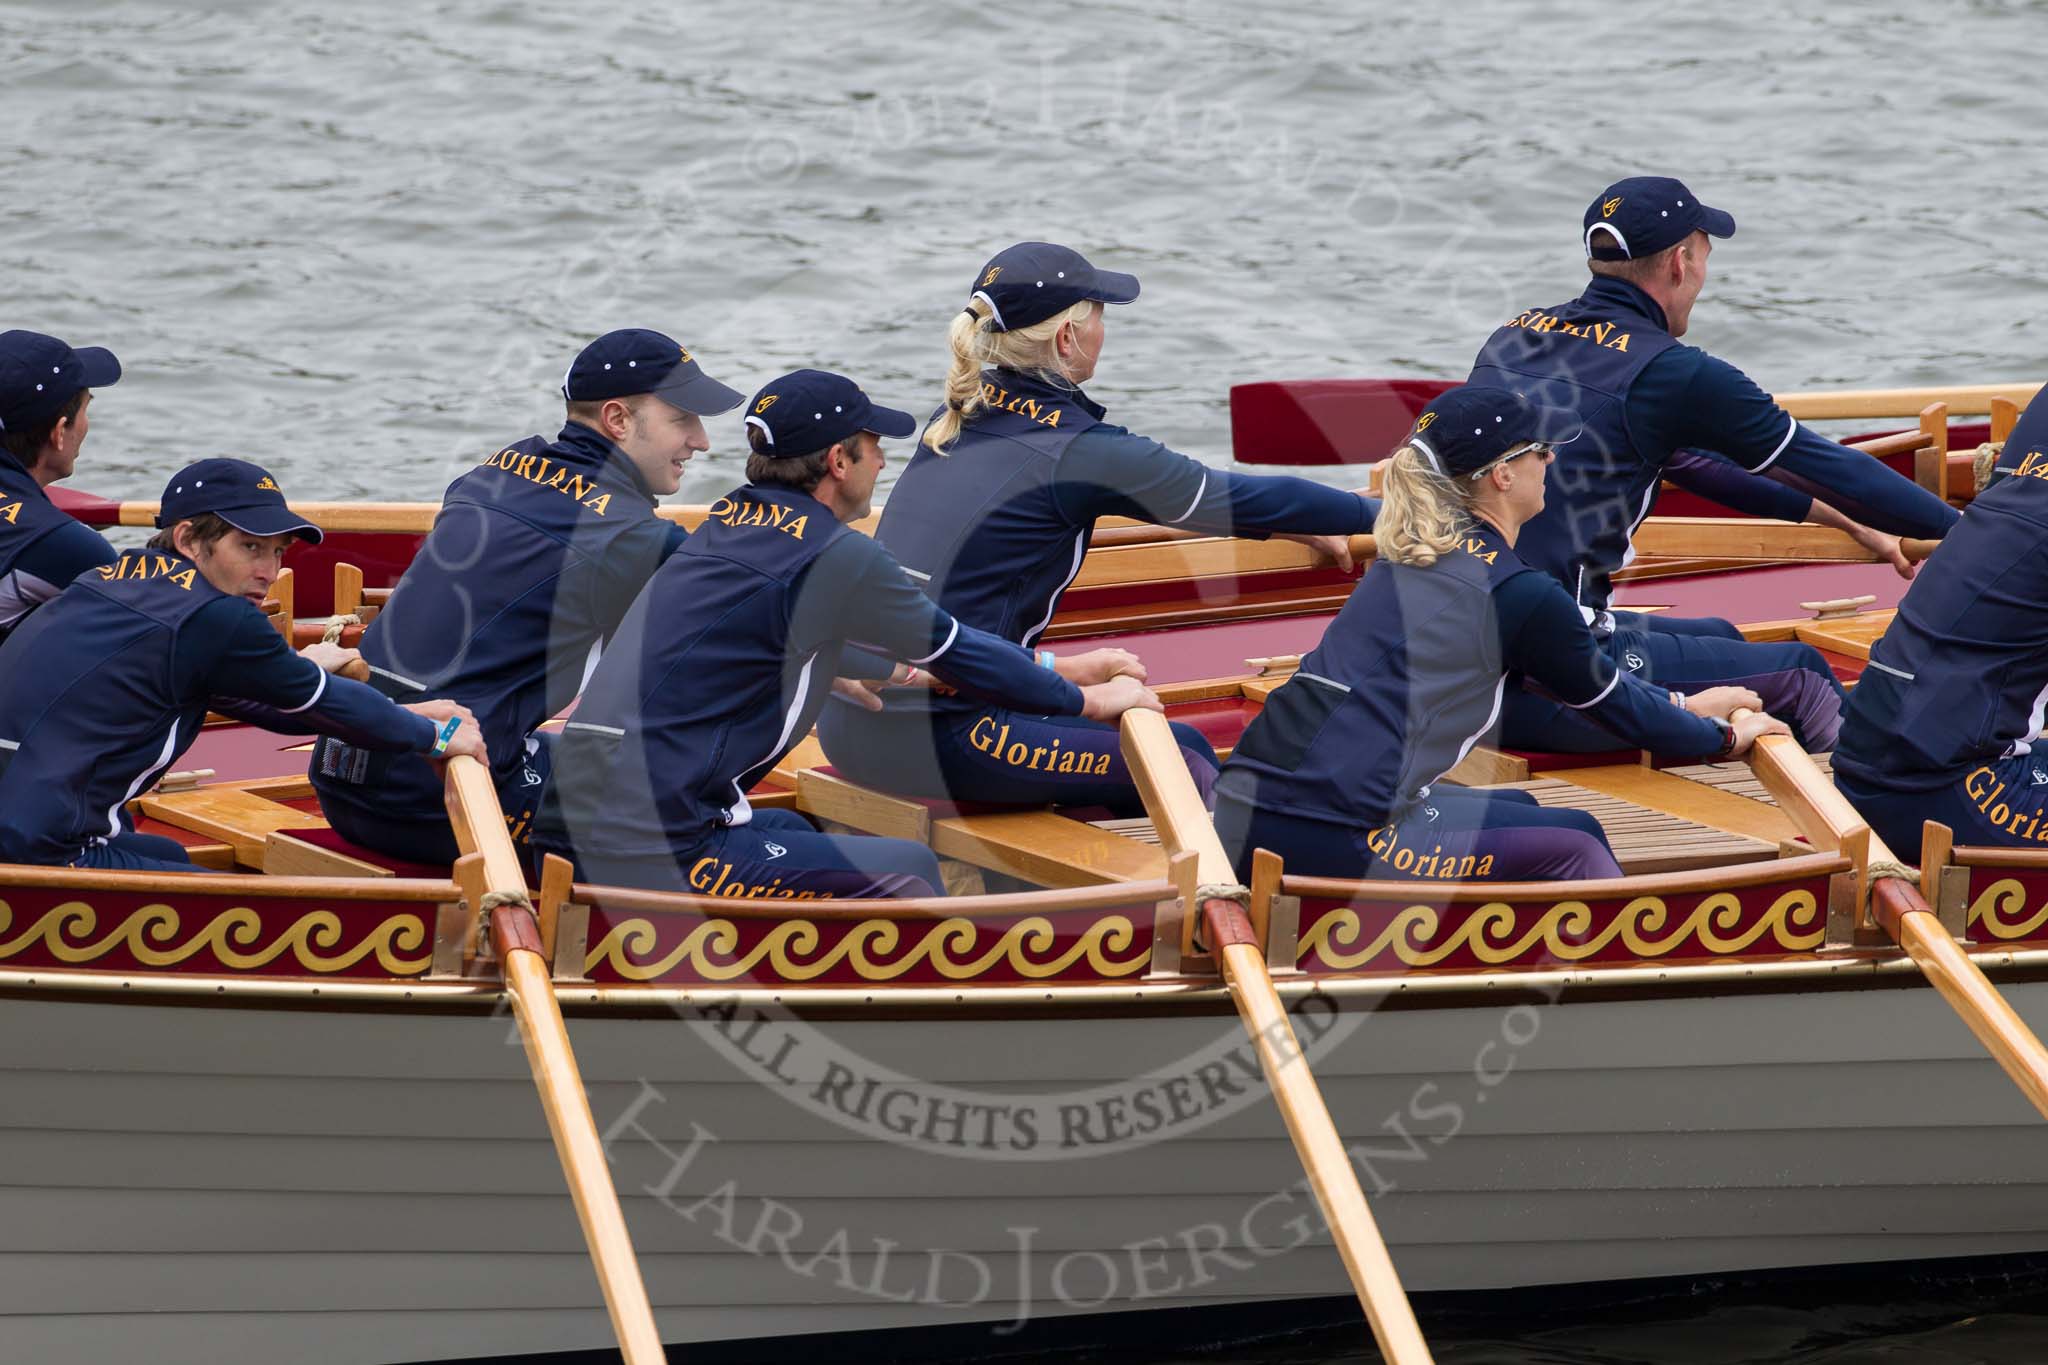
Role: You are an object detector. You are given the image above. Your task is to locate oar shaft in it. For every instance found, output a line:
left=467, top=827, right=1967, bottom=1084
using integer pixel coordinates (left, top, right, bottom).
left=1205, top=900, right=1432, bottom=1363
left=1121, top=710, right=1432, bottom=1363
left=1736, top=716, right=2048, bottom=1124
left=444, top=755, right=667, bottom=1364
left=496, top=912, right=668, bottom=1362
left=1872, top=882, right=2048, bottom=1122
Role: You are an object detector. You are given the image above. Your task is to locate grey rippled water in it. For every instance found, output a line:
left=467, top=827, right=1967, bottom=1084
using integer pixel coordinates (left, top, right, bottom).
left=4, top=0, right=2047, bottom=510
left=9, top=3, right=2048, bottom=1362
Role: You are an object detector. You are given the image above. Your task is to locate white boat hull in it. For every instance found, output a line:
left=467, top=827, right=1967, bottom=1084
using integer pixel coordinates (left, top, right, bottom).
left=6, top=974, right=2048, bottom=1364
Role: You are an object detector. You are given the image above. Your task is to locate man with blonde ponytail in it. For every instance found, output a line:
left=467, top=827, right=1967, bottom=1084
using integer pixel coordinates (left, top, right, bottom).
left=818, top=241, right=1376, bottom=812
left=1215, top=387, right=1788, bottom=884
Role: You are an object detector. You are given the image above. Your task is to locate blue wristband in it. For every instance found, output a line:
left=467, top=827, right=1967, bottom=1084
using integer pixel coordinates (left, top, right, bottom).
left=1037, top=650, right=1057, bottom=671
left=431, top=716, right=462, bottom=756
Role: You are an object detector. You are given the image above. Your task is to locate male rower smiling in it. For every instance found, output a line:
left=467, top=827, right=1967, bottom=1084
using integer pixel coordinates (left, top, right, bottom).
left=310, top=328, right=744, bottom=869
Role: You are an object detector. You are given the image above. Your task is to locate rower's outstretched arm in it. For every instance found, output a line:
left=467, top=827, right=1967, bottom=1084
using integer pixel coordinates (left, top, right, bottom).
left=811, top=534, right=1084, bottom=715
left=1500, top=572, right=1729, bottom=755
left=1666, top=448, right=1813, bottom=522
left=1631, top=348, right=1958, bottom=538
left=189, top=600, right=438, bottom=751
left=1052, top=426, right=1378, bottom=538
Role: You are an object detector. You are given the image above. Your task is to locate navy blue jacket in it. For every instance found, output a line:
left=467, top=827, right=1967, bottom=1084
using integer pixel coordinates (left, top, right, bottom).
left=1217, top=519, right=1723, bottom=830
left=0, top=548, right=435, bottom=866
left=1470, top=277, right=1957, bottom=622
left=538, top=484, right=1084, bottom=862
left=870, top=368, right=1375, bottom=713
left=317, top=422, right=685, bottom=814
left=1836, top=451, right=2048, bottom=790
left=0, top=454, right=116, bottom=640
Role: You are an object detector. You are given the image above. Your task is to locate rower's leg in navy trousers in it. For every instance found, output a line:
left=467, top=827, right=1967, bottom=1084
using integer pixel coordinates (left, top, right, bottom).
left=1218, top=787, right=1621, bottom=882
left=1839, top=753, right=2048, bottom=860
left=821, top=702, right=1219, bottom=814
left=1615, top=619, right=1845, bottom=751
left=318, top=732, right=554, bottom=876
left=1501, top=613, right=1844, bottom=753
left=71, top=830, right=201, bottom=873
left=558, top=810, right=945, bottom=900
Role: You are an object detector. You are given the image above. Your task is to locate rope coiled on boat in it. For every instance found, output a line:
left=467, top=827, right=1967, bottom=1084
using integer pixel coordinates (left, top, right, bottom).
left=1973, top=441, right=2005, bottom=492
left=475, top=888, right=539, bottom=956
left=321, top=612, right=363, bottom=645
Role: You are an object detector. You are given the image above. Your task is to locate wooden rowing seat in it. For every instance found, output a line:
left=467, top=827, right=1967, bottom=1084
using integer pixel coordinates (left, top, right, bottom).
left=133, top=784, right=446, bottom=877
left=795, top=767, right=1165, bottom=888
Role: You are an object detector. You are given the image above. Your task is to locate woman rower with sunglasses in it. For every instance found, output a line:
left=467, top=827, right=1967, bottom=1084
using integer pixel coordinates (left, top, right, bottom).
left=1214, top=385, right=1789, bottom=884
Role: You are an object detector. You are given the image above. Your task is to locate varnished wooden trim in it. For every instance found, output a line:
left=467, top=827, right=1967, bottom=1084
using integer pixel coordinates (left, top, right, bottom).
left=1281, top=849, right=1851, bottom=904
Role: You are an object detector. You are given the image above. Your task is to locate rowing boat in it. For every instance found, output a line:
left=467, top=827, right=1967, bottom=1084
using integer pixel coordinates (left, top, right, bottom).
left=7, top=383, right=2046, bottom=1364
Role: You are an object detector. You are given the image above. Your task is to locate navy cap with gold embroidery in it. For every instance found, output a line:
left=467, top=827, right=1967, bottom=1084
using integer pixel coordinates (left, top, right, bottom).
left=157, top=458, right=323, bottom=544
left=968, top=242, right=1140, bottom=333
left=1583, top=176, right=1735, bottom=261
left=562, top=328, right=743, bottom=415
left=743, top=369, right=917, bottom=457
left=1406, top=386, right=1582, bottom=480
left=0, top=329, right=120, bottom=435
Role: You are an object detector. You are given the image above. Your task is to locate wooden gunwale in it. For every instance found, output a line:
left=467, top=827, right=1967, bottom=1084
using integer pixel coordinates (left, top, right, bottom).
left=0, top=863, right=453, bottom=897
left=6, top=943, right=2048, bottom=1018
left=1953, top=846, right=2048, bottom=868
left=1282, top=850, right=1850, bottom=904
left=572, top=879, right=1176, bottom=921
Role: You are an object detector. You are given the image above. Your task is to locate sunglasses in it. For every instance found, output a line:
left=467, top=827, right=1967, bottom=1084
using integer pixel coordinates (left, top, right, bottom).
left=1468, top=442, right=1555, bottom=479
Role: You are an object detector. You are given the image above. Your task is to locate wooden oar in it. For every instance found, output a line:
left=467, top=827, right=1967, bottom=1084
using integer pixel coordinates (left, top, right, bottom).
left=1736, top=712, right=2048, bottom=1119
left=1630, top=518, right=1940, bottom=564
left=1120, top=710, right=1433, bottom=1363
left=442, top=755, right=668, bottom=1363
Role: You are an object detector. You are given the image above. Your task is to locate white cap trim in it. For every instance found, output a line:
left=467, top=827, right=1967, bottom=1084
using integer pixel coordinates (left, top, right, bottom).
left=1410, top=434, right=1447, bottom=477
left=970, top=289, right=1007, bottom=331
left=743, top=414, right=775, bottom=446
left=1584, top=222, right=1631, bottom=259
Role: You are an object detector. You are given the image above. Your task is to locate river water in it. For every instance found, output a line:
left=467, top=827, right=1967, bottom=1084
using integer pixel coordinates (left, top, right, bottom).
left=7, top=2, right=2048, bottom=1360
left=4, top=0, right=2045, bottom=509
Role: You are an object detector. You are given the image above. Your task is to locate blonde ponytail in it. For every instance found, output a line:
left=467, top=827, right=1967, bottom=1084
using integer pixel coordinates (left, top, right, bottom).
left=1374, top=446, right=1472, bottom=568
left=922, top=299, right=1101, bottom=454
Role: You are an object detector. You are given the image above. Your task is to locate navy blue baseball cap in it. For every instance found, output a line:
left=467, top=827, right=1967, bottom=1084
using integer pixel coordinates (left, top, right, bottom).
left=1583, top=177, right=1735, bottom=261
left=0, top=330, right=120, bottom=435
left=157, top=458, right=323, bottom=544
left=562, top=329, right=744, bottom=415
left=1406, top=386, right=1582, bottom=479
left=968, top=242, right=1140, bottom=333
left=743, top=369, right=917, bottom=457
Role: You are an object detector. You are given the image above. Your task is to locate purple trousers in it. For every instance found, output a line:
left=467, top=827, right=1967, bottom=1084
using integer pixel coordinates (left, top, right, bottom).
left=1216, top=786, right=1623, bottom=884
left=1505, top=613, right=1844, bottom=754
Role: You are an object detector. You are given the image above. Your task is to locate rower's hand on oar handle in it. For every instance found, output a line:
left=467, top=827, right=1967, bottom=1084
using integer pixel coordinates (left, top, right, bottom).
left=1846, top=521, right=1917, bottom=580
left=1725, top=706, right=1792, bottom=758
left=1060, top=647, right=1148, bottom=685
left=299, top=640, right=364, bottom=676
left=1279, top=531, right=1357, bottom=573
left=405, top=699, right=488, bottom=766
left=1080, top=674, right=1163, bottom=722
left=1681, top=685, right=1764, bottom=721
